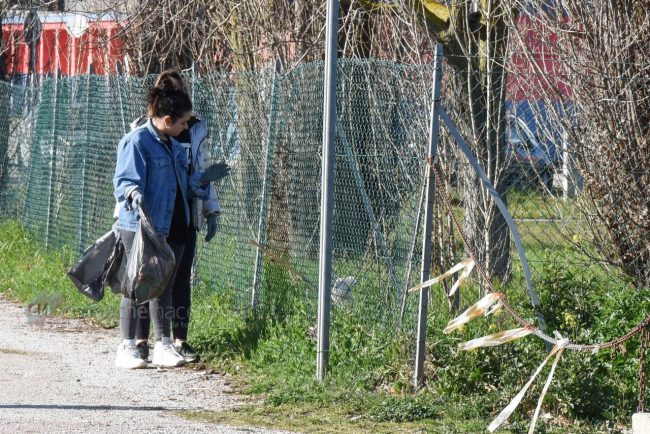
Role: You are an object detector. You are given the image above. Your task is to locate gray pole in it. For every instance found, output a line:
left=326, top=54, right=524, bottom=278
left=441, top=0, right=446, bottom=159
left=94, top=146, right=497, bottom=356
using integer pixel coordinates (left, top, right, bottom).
left=252, top=58, right=282, bottom=310
left=192, top=62, right=198, bottom=104
left=77, top=73, right=91, bottom=253
left=115, top=62, right=127, bottom=133
left=189, top=61, right=199, bottom=291
left=78, top=148, right=86, bottom=253
left=414, top=43, right=443, bottom=389
left=45, top=75, right=59, bottom=249
left=316, top=0, right=338, bottom=382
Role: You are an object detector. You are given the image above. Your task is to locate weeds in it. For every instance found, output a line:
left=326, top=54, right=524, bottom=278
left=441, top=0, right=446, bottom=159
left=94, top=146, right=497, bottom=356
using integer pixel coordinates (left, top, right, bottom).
left=0, top=218, right=643, bottom=432
left=0, top=220, right=120, bottom=326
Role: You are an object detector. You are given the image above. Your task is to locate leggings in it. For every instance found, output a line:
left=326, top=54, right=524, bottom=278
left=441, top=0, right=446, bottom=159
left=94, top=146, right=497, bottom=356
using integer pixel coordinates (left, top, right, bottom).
left=119, top=230, right=185, bottom=341
left=136, top=227, right=196, bottom=341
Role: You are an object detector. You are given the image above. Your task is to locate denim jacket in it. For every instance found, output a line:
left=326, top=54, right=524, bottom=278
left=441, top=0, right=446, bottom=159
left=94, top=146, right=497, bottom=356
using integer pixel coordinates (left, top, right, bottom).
left=125, top=115, right=222, bottom=230
left=112, top=120, right=209, bottom=236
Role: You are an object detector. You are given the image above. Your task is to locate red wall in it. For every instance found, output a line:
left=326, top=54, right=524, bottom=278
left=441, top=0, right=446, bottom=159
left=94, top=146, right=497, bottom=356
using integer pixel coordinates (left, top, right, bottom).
left=2, top=19, right=124, bottom=76
left=507, top=14, right=572, bottom=102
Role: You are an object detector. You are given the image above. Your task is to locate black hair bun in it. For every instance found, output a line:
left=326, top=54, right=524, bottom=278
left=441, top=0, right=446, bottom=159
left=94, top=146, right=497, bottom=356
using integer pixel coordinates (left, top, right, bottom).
left=155, top=71, right=185, bottom=93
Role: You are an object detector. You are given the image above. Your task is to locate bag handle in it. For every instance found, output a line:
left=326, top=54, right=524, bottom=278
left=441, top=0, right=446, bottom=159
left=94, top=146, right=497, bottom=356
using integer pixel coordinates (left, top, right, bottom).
left=136, top=203, right=162, bottom=237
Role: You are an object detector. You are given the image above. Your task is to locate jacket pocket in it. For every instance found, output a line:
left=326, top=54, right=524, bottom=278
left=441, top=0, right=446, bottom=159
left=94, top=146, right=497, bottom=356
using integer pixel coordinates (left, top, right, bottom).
left=150, top=157, right=169, bottom=170
left=148, top=157, right=170, bottom=186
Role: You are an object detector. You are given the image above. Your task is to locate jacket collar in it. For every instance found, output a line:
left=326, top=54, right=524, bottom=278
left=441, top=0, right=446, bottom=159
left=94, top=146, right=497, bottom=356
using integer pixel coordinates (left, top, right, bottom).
left=145, top=119, right=182, bottom=158
left=145, top=118, right=168, bottom=143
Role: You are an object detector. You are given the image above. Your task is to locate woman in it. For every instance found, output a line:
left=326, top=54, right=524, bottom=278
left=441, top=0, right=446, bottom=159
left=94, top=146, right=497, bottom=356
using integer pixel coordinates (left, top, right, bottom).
left=112, top=80, right=219, bottom=369
left=130, top=71, right=229, bottom=364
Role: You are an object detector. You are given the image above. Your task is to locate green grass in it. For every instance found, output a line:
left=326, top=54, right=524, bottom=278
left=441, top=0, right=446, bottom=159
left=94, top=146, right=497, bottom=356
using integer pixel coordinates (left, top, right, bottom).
left=0, top=218, right=644, bottom=433
left=182, top=400, right=614, bottom=433
left=506, top=189, right=575, bottom=220
left=0, top=220, right=120, bottom=327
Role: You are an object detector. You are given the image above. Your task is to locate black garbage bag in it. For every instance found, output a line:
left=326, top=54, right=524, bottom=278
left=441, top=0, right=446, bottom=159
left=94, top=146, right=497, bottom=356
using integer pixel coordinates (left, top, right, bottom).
left=122, top=208, right=176, bottom=304
left=104, top=238, right=125, bottom=295
left=67, top=230, right=124, bottom=301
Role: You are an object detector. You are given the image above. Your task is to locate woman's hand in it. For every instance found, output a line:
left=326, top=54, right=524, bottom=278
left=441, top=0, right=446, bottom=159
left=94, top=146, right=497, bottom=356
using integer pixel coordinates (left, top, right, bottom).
left=130, top=191, right=144, bottom=209
left=205, top=214, right=219, bottom=242
left=200, top=162, right=231, bottom=185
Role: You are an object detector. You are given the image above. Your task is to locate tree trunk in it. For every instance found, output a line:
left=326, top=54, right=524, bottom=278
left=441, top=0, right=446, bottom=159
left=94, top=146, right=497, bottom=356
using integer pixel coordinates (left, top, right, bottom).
left=432, top=1, right=512, bottom=285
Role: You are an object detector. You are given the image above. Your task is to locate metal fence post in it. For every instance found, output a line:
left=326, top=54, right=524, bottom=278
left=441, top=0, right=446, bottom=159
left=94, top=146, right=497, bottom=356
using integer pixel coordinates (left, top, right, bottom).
left=78, top=146, right=86, bottom=253
left=191, top=61, right=198, bottom=104
left=316, top=0, right=339, bottom=382
left=115, top=62, right=127, bottom=133
left=415, top=43, right=443, bottom=389
left=190, top=61, right=200, bottom=290
left=77, top=73, right=92, bottom=253
left=45, top=75, right=59, bottom=248
left=252, top=58, right=282, bottom=311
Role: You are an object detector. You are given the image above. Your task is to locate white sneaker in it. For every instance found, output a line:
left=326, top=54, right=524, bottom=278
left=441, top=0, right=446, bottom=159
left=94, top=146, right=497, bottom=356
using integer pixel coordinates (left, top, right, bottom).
left=152, top=338, right=187, bottom=367
left=115, top=341, right=148, bottom=369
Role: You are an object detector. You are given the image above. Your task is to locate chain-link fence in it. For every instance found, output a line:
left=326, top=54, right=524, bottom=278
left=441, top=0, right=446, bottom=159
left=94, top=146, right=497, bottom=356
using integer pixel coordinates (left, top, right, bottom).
left=0, top=62, right=427, bottom=329
left=0, top=57, right=647, bottom=371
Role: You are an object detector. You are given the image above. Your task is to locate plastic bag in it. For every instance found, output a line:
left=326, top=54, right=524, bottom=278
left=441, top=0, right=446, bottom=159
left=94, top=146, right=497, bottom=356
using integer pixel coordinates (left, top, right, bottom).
left=104, top=238, right=125, bottom=294
left=67, top=230, right=124, bottom=301
left=122, top=208, right=176, bottom=304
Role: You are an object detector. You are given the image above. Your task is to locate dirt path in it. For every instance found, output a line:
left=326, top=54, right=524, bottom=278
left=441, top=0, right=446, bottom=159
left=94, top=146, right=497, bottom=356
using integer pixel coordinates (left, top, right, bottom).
left=0, top=296, right=286, bottom=433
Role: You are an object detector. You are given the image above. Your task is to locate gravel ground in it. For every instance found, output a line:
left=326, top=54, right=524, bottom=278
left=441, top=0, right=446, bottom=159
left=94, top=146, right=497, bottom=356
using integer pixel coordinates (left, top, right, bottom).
left=0, top=296, right=288, bottom=433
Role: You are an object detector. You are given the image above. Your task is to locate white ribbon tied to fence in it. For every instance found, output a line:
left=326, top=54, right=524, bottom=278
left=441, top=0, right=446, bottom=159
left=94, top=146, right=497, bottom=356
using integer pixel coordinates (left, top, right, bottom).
left=458, top=326, right=537, bottom=351
left=448, top=260, right=475, bottom=297
left=488, top=338, right=569, bottom=433
left=443, top=292, right=503, bottom=334
left=408, top=258, right=474, bottom=294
